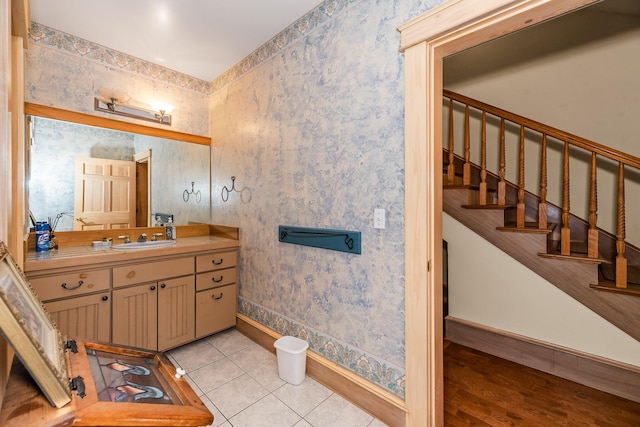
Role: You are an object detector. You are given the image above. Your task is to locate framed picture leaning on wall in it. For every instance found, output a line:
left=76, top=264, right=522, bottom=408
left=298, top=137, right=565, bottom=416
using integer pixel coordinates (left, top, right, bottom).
left=0, top=241, right=71, bottom=408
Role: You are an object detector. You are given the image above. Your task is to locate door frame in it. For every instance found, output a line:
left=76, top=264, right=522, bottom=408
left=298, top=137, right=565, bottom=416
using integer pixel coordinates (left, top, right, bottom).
left=134, top=149, right=152, bottom=227
left=399, top=0, right=598, bottom=425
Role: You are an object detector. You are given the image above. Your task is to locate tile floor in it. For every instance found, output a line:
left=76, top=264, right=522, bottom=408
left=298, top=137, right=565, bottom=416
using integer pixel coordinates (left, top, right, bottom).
left=167, top=328, right=390, bottom=427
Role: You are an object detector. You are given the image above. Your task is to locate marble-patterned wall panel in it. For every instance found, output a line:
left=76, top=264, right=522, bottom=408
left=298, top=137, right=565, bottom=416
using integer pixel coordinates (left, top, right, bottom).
left=25, top=42, right=209, bottom=137
left=210, top=0, right=444, bottom=394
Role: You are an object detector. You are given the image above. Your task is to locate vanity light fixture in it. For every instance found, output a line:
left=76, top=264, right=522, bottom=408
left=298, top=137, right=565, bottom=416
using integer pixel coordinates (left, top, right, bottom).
left=94, top=88, right=173, bottom=125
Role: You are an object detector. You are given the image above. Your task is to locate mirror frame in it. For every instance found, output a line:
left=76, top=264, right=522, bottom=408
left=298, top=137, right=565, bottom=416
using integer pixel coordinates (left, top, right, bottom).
left=24, top=102, right=211, bottom=234
left=24, top=103, right=211, bottom=146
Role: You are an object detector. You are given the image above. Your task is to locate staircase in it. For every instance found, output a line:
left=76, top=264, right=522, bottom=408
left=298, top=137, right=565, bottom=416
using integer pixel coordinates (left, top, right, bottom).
left=442, top=90, right=640, bottom=343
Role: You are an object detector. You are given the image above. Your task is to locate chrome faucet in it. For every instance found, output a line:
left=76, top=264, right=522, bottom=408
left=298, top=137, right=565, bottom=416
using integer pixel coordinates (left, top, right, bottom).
left=151, top=233, right=163, bottom=241
left=137, top=233, right=147, bottom=243
left=117, top=235, right=131, bottom=244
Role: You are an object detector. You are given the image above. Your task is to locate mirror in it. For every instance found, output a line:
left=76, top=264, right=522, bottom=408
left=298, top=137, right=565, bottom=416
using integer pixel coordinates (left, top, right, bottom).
left=28, top=116, right=210, bottom=232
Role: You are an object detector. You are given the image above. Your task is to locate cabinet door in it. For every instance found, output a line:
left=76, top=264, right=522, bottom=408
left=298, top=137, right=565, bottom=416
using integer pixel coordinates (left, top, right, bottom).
left=45, top=292, right=111, bottom=342
left=158, top=275, right=195, bottom=351
left=195, top=283, right=237, bottom=339
left=112, top=283, right=157, bottom=350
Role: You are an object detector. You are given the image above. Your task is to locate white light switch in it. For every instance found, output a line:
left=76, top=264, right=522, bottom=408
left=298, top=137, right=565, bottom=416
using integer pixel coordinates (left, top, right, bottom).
left=374, top=208, right=386, bottom=229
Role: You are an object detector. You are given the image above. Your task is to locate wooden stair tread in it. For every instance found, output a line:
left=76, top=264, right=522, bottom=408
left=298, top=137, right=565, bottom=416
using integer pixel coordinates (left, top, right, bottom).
left=498, top=221, right=553, bottom=234
left=462, top=203, right=514, bottom=210
left=537, top=251, right=606, bottom=265
left=590, top=281, right=640, bottom=297
left=444, top=184, right=480, bottom=191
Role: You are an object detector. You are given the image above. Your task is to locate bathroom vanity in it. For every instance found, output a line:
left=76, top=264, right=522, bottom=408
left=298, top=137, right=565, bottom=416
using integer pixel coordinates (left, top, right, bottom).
left=24, top=224, right=239, bottom=352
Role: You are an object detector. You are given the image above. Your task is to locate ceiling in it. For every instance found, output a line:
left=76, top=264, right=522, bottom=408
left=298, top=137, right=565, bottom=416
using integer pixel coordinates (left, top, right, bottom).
left=29, top=0, right=322, bottom=82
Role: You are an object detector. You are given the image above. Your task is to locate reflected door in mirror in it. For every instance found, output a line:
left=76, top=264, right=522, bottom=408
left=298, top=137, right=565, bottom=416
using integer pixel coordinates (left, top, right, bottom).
left=74, top=157, right=136, bottom=230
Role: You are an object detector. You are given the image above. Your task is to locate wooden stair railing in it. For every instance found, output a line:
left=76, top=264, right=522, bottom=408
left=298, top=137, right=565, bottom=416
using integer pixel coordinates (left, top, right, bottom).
left=444, top=89, right=640, bottom=289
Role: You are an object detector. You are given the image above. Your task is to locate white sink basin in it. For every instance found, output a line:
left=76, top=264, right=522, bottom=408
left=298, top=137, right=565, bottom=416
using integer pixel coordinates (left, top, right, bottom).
left=112, top=240, right=177, bottom=250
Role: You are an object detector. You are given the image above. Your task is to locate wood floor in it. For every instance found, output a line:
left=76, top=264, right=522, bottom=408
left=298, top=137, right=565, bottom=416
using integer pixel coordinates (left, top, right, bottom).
left=444, top=341, right=640, bottom=426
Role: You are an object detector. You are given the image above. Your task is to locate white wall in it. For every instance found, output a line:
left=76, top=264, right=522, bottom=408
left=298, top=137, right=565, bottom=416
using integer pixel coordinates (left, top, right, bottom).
left=443, top=213, right=640, bottom=366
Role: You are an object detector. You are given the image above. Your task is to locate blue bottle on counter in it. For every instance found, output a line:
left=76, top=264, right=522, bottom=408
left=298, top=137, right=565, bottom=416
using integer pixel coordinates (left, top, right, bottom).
left=35, top=222, right=51, bottom=252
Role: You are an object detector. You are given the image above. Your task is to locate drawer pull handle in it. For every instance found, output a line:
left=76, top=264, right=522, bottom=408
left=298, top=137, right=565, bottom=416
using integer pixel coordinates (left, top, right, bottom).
left=102, top=295, right=109, bottom=301
left=161, top=283, right=166, bottom=288
left=211, top=275, right=223, bottom=283
left=212, top=292, right=224, bottom=300
left=211, top=258, right=224, bottom=265
left=150, top=285, right=156, bottom=291
left=62, top=280, right=84, bottom=290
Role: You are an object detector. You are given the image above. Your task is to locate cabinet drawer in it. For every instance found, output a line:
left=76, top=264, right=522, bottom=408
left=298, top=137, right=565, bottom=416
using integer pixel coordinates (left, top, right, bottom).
left=196, top=268, right=237, bottom=291
left=30, top=269, right=110, bottom=301
left=196, top=250, right=237, bottom=273
left=195, top=283, right=237, bottom=339
left=113, top=257, right=193, bottom=287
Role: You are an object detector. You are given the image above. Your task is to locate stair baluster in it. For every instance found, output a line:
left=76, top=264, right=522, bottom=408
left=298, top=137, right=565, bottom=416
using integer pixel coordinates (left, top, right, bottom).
left=538, top=134, right=548, bottom=229
left=517, top=125, right=526, bottom=228
left=561, top=141, right=571, bottom=256
left=479, top=112, right=488, bottom=205
left=588, top=153, right=599, bottom=258
left=616, top=162, right=627, bottom=288
left=498, top=118, right=506, bottom=205
left=463, top=105, right=471, bottom=186
left=447, top=98, right=456, bottom=185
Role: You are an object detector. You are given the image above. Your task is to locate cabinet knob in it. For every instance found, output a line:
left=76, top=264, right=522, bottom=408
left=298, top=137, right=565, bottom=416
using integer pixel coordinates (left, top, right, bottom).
left=212, top=292, right=224, bottom=300
left=211, top=275, right=223, bottom=283
left=62, top=280, right=84, bottom=290
left=102, top=295, right=109, bottom=301
left=161, top=283, right=166, bottom=288
left=150, top=285, right=156, bottom=291
left=211, top=258, right=223, bottom=265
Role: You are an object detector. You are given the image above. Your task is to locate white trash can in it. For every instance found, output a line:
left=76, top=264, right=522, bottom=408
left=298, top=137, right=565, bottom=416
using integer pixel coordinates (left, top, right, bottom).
left=274, top=336, right=309, bottom=385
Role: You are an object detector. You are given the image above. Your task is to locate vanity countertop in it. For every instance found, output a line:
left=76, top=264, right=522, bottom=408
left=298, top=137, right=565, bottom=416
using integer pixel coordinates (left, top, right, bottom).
left=24, top=235, right=239, bottom=274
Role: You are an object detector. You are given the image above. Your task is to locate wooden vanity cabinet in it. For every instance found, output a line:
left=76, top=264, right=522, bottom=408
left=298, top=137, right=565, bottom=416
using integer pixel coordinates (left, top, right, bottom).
left=195, top=250, right=238, bottom=339
left=112, top=257, right=195, bottom=351
left=26, top=244, right=238, bottom=352
left=29, top=269, right=111, bottom=342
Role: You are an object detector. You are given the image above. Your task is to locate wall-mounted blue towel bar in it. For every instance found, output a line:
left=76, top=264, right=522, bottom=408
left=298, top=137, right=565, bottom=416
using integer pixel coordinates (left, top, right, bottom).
left=278, top=225, right=361, bottom=254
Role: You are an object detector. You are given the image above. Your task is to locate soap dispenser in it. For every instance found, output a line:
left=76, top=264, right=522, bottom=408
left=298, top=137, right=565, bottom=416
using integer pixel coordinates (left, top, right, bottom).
left=165, top=216, right=176, bottom=240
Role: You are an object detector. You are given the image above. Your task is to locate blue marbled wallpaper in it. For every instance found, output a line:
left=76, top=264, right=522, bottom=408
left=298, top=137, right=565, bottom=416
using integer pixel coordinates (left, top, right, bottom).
left=26, top=30, right=210, bottom=137
left=210, top=0, right=443, bottom=397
